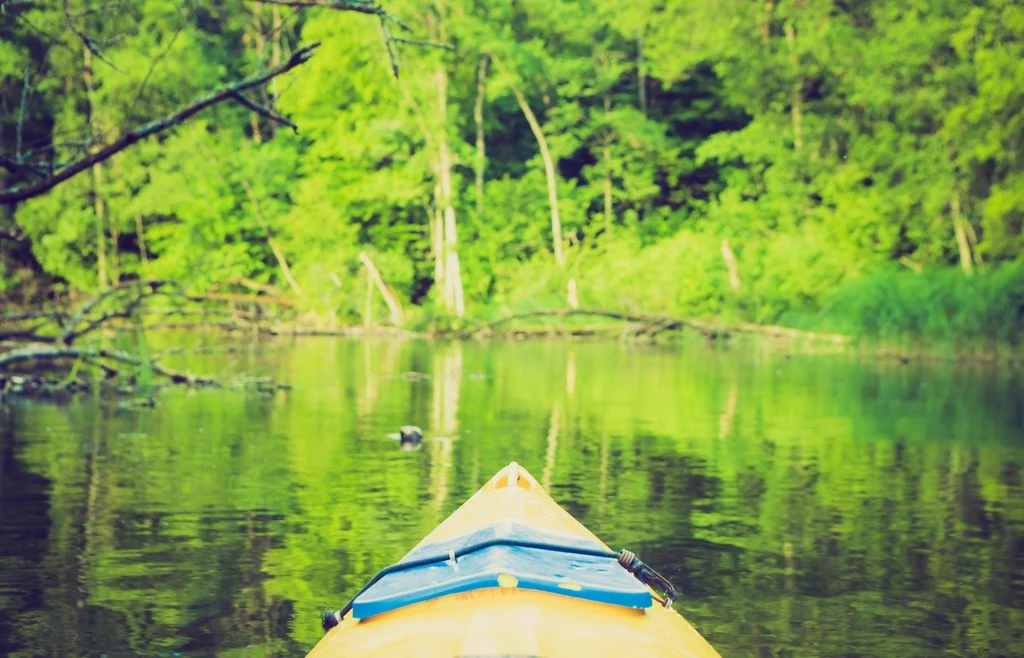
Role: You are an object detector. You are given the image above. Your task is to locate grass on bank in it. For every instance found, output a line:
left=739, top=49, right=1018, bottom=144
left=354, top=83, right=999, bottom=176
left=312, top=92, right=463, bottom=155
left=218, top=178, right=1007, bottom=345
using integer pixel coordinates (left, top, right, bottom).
left=413, top=244, right=1024, bottom=361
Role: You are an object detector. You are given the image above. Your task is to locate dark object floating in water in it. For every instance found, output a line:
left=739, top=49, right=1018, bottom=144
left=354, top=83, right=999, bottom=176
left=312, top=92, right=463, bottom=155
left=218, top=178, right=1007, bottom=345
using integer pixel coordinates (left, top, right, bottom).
left=400, top=425, right=423, bottom=451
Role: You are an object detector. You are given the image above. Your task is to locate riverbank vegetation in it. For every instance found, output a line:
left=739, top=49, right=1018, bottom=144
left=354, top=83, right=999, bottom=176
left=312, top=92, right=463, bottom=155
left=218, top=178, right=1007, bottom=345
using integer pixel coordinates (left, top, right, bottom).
left=1, top=0, right=1022, bottom=358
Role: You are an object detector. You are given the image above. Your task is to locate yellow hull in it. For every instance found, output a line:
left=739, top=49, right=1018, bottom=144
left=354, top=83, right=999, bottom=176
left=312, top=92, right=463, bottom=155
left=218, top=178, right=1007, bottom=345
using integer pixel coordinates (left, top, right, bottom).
left=305, top=463, right=722, bottom=657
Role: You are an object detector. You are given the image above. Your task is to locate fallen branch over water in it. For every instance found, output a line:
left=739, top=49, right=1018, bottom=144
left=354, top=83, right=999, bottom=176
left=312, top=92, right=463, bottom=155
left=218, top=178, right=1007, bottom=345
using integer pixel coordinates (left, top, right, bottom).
left=0, top=344, right=218, bottom=384
left=1, top=278, right=294, bottom=400
left=471, top=308, right=850, bottom=343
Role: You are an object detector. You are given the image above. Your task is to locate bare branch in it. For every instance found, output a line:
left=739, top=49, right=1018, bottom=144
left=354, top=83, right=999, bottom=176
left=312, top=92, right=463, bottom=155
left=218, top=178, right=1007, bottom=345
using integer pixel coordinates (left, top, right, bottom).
left=253, top=0, right=411, bottom=30
left=230, top=91, right=298, bottom=133
left=0, top=329, right=53, bottom=343
left=0, top=42, right=321, bottom=205
left=253, top=0, right=386, bottom=17
left=64, top=0, right=124, bottom=72
left=60, top=279, right=175, bottom=344
left=235, top=176, right=304, bottom=295
left=0, top=344, right=219, bottom=385
left=379, top=15, right=400, bottom=78
left=126, top=2, right=196, bottom=123
left=0, top=157, right=46, bottom=177
left=265, top=5, right=302, bottom=42
left=474, top=308, right=851, bottom=343
left=11, top=11, right=77, bottom=55
left=391, top=37, right=453, bottom=50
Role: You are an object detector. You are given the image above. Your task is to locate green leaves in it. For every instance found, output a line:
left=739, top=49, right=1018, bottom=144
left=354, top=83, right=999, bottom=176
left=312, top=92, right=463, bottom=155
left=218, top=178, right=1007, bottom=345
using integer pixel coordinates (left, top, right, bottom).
left=0, top=0, right=1020, bottom=339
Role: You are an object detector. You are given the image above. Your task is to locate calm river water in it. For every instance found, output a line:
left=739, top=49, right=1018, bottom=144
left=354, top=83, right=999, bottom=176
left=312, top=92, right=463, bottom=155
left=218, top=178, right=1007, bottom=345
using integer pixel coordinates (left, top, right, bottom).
left=1, top=336, right=1022, bottom=657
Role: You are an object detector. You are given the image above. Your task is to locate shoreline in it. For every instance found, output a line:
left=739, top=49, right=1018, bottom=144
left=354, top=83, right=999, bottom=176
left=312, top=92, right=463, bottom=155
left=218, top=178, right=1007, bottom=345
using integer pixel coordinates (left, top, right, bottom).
left=140, top=320, right=1024, bottom=369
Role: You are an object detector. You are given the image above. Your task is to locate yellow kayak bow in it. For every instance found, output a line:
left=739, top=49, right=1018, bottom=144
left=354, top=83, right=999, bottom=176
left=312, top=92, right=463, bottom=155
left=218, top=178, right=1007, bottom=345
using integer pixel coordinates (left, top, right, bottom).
left=305, top=462, right=722, bottom=657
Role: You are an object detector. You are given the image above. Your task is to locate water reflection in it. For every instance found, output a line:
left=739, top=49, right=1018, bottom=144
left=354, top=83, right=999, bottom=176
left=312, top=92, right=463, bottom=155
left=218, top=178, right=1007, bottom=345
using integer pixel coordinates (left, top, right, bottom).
left=0, top=338, right=1022, bottom=657
left=428, top=343, right=461, bottom=511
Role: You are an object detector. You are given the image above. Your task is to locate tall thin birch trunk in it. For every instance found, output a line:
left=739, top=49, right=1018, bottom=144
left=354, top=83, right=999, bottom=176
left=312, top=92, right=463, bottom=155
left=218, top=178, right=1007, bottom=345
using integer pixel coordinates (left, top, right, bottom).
left=82, top=45, right=108, bottom=289
left=474, top=57, right=488, bottom=221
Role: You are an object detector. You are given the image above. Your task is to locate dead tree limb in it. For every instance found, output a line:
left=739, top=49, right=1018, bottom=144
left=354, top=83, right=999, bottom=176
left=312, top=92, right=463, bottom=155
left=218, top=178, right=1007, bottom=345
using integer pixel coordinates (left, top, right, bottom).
left=126, top=2, right=196, bottom=122
left=477, top=308, right=850, bottom=343
left=0, top=327, right=54, bottom=343
left=379, top=14, right=400, bottom=78
left=253, top=0, right=452, bottom=80
left=207, top=276, right=288, bottom=297
left=229, top=91, right=298, bottom=132
left=189, top=292, right=294, bottom=306
left=391, top=37, right=453, bottom=50
left=0, top=157, right=46, bottom=177
left=235, top=175, right=304, bottom=296
left=252, top=0, right=397, bottom=19
left=359, top=250, right=404, bottom=325
left=60, top=279, right=174, bottom=344
left=0, top=43, right=321, bottom=204
left=0, top=344, right=218, bottom=385
left=63, top=0, right=123, bottom=72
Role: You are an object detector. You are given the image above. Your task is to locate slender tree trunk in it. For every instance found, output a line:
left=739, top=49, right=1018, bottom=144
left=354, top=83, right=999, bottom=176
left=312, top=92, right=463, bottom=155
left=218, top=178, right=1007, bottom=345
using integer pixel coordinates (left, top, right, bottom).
left=248, top=4, right=265, bottom=143
left=363, top=272, right=373, bottom=326
left=431, top=182, right=445, bottom=296
left=721, top=239, right=741, bottom=290
left=109, top=222, right=120, bottom=285
left=238, top=177, right=303, bottom=295
left=359, top=250, right=403, bottom=325
left=82, top=46, right=108, bottom=290
left=637, top=27, right=647, bottom=115
left=92, top=162, right=108, bottom=289
left=271, top=4, right=282, bottom=99
left=134, top=212, right=148, bottom=266
left=505, top=75, right=577, bottom=305
left=474, top=56, right=488, bottom=221
left=784, top=22, right=803, bottom=152
left=951, top=191, right=974, bottom=275
left=249, top=98, right=263, bottom=143
left=266, top=238, right=301, bottom=295
left=964, top=214, right=983, bottom=269
left=763, top=1, right=774, bottom=42
left=602, top=94, right=613, bottom=232
left=415, top=7, right=462, bottom=317
left=435, top=65, right=464, bottom=317
left=507, top=78, right=563, bottom=266
left=603, top=150, right=613, bottom=231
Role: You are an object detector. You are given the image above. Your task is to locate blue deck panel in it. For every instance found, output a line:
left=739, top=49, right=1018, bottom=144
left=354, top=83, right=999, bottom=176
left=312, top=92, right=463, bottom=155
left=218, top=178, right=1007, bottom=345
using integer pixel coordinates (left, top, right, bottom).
left=351, top=522, right=653, bottom=619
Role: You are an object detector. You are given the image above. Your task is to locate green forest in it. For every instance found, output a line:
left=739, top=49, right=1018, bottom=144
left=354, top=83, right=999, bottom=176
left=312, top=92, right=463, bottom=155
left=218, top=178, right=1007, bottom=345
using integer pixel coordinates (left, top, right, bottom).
left=1, top=0, right=1022, bottom=350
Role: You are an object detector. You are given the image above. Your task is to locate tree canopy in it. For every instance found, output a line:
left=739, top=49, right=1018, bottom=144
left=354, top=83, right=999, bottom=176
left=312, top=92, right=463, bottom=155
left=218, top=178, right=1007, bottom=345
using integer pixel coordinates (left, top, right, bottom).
left=1, top=0, right=1021, bottom=342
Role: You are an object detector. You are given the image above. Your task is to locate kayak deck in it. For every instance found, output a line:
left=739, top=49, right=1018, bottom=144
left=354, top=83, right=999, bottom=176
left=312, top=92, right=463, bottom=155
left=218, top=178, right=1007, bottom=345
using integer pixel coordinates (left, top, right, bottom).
left=352, top=521, right=653, bottom=618
left=305, top=462, right=721, bottom=657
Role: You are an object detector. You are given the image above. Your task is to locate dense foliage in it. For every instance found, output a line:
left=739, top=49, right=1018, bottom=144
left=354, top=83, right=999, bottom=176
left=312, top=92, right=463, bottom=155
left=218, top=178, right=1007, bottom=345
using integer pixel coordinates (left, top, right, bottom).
left=1, top=0, right=1021, bottom=344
